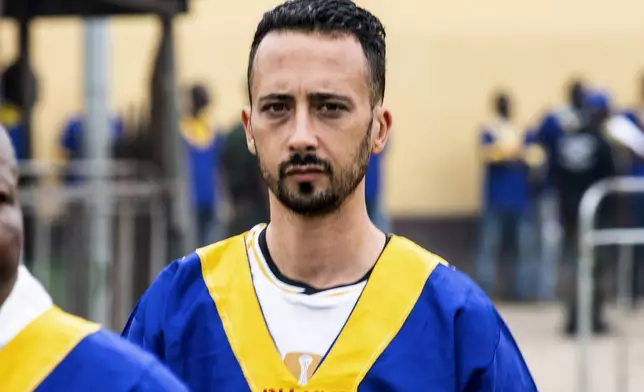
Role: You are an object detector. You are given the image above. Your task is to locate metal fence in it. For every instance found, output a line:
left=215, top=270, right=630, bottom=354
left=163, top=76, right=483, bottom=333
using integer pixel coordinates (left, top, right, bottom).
left=577, top=176, right=644, bottom=392
left=19, top=159, right=170, bottom=331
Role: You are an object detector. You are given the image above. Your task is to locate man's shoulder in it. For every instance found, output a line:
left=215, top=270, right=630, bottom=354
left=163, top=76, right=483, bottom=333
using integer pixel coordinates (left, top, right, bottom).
left=389, top=235, right=451, bottom=270
left=29, top=309, right=162, bottom=383
left=41, top=309, right=152, bottom=372
left=63, top=328, right=187, bottom=390
left=78, top=328, right=161, bottom=370
left=149, top=233, right=248, bottom=295
left=394, top=236, right=494, bottom=316
left=406, top=241, right=502, bottom=358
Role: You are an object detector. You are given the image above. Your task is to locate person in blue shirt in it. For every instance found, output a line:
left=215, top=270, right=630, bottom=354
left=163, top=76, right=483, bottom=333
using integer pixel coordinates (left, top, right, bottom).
left=365, top=145, right=389, bottom=232
left=536, top=80, right=588, bottom=168
left=180, top=84, right=226, bottom=246
left=533, top=79, right=589, bottom=301
left=550, top=90, right=616, bottom=336
left=0, top=125, right=189, bottom=392
left=622, top=73, right=644, bottom=140
left=477, top=91, right=541, bottom=300
left=617, top=74, right=644, bottom=303
left=59, top=114, right=125, bottom=184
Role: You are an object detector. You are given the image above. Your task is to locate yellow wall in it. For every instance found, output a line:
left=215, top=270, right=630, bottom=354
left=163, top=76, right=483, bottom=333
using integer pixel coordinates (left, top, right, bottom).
left=3, top=0, right=644, bottom=216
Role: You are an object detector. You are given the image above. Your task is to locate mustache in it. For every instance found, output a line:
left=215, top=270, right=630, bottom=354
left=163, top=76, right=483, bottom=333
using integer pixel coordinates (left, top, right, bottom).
left=278, top=154, right=333, bottom=178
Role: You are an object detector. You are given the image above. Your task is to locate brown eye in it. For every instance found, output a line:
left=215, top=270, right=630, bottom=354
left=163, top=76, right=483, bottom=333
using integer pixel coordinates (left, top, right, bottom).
left=320, top=103, right=342, bottom=112
left=318, top=102, right=347, bottom=118
left=264, top=103, right=288, bottom=113
left=0, top=192, right=12, bottom=205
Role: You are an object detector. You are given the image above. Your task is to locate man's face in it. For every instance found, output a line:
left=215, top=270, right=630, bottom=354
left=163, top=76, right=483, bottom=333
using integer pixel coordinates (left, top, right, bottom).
left=0, top=138, right=21, bottom=283
left=243, top=31, right=391, bottom=216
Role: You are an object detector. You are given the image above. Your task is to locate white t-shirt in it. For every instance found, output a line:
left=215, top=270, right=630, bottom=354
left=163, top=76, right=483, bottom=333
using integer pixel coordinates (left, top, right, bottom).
left=245, top=224, right=368, bottom=385
left=0, top=265, right=53, bottom=349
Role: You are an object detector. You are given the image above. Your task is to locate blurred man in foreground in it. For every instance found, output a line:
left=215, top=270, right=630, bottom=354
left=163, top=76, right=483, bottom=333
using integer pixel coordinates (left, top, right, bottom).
left=0, top=127, right=188, bottom=391
left=123, top=0, right=537, bottom=390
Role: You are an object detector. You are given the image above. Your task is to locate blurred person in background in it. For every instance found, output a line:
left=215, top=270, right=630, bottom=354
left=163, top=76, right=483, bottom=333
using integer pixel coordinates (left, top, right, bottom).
left=537, top=80, right=589, bottom=161
left=0, top=60, right=35, bottom=162
left=59, top=113, right=125, bottom=183
left=534, top=79, right=589, bottom=301
left=0, top=126, right=188, bottom=392
left=365, top=142, right=389, bottom=232
left=180, top=83, right=226, bottom=246
left=58, top=112, right=125, bottom=316
left=619, top=72, right=644, bottom=303
left=219, top=93, right=270, bottom=238
left=0, top=99, right=25, bottom=159
left=622, top=72, right=644, bottom=134
left=123, top=1, right=536, bottom=390
left=551, top=90, right=616, bottom=336
left=476, top=91, right=541, bottom=301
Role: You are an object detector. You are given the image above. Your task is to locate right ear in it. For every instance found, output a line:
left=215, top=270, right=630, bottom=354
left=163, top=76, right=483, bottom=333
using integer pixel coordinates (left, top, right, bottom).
left=241, top=106, right=256, bottom=155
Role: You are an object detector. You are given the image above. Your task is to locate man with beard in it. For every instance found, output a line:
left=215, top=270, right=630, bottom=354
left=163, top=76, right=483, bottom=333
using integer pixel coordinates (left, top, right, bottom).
left=0, top=127, right=188, bottom=392
left=122, top=1, right=536, bottom=391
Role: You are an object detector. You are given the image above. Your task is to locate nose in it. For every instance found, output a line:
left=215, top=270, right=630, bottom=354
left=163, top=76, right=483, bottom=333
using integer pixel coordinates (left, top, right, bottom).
left=287, top=109, right=318, bottom=153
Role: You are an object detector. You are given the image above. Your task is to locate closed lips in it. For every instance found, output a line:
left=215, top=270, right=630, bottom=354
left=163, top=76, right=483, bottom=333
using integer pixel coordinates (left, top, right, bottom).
left=285, top=166, right=325, bottom=175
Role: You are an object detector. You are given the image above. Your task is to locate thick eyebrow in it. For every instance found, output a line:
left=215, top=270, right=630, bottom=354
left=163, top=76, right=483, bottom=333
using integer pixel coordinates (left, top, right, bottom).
left=308, top=92, right=352, bottom=104
left=257, top=92, right=353, bottom=106
left=258, top=93, right=293, bottom=105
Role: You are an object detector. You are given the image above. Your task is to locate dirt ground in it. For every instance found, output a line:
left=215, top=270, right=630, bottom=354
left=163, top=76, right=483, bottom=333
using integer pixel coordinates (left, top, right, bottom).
left=497, top=303, right=644, bottom=392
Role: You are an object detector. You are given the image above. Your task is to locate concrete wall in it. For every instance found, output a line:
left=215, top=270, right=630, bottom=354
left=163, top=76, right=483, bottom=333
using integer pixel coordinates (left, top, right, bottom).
left=3, top=0, right=644, bottom=216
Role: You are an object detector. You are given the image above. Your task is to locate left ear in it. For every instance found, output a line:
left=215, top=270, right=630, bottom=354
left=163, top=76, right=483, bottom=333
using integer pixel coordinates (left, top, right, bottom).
left=371, top=106, right=392, bottom=154
left=241, top=105, right=257, bottom=156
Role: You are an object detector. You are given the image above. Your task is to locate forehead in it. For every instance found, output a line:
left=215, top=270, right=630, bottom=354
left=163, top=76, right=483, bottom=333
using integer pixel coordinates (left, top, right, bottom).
left=252, top=31, right=369, bottom=98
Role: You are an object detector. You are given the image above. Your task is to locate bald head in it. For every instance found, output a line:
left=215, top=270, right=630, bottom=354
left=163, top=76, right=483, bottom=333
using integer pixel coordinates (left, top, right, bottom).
left=0, top=125, right=22, bottom=305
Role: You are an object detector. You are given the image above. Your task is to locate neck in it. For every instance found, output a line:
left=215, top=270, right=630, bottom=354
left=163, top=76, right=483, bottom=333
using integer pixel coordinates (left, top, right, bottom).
left=266, top=186, right=386, bottom=289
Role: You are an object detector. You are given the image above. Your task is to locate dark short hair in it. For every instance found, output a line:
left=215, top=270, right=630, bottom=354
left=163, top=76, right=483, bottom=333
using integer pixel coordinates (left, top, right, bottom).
left=190, top=84, right=210, bottom=107
left=494, top=90, right=510, bottom=106
left=247, top=0, right=387, bottom=106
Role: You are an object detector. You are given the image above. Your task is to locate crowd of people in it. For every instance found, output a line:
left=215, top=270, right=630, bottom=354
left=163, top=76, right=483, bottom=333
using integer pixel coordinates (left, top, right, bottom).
left=477, top=77, right=644, bottom=335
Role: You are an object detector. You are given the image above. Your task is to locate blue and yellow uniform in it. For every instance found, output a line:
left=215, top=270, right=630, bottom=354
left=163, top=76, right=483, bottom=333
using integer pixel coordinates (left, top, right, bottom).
left=0, top=264, right=188, bottom=392
left=0, top=306, right=189, bottom=392
left=123, top=231, right=537, bottom=391
left=180, top=115, right=225, bottom=245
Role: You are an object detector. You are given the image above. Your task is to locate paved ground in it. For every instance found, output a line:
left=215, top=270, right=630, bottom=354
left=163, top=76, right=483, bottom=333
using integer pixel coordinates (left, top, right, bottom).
left=497, top=303, right=644, bottom=392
